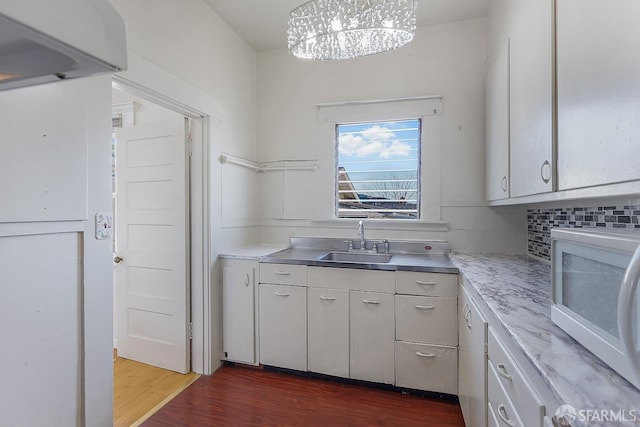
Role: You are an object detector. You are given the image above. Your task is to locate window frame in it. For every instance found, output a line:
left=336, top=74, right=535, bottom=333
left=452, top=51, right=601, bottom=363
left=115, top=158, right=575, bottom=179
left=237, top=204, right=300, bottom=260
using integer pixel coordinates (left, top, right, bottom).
left=317, top=96, right=443, bottom=222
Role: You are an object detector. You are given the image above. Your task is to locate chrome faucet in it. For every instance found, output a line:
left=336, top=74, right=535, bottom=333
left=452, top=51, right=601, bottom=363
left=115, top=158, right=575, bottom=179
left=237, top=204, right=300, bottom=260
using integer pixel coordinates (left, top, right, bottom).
left=357, top=220, right=366, bottom=251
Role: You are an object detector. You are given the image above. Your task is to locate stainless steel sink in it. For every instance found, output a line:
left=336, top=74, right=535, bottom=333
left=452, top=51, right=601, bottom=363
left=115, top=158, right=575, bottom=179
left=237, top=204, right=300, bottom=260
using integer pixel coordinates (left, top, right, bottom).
left=320, top=251, right=392, bottom=263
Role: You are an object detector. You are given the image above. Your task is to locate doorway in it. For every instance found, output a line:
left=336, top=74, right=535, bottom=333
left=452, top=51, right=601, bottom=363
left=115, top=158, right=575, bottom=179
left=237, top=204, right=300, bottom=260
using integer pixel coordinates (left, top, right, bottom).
left=112, top=57, right=217, bottom=377
left=112, top=85, right=205, bottom=425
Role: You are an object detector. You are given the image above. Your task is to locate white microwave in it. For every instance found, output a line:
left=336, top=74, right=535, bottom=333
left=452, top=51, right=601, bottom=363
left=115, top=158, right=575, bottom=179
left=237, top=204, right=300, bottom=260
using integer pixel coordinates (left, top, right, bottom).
left=551, top=228, right=640, bottom=390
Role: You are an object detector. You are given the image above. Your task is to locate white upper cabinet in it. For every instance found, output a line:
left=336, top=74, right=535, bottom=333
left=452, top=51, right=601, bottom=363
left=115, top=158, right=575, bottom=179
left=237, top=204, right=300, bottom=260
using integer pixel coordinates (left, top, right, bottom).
left=485, top=37, right=510, bottom=202
left=508, top=0, right=554, bottom=197
left=487, top=0, right=640, bottom=203
left=557, top=0, right=640, bottom=190
left=485, top=0, right=554, bottom=202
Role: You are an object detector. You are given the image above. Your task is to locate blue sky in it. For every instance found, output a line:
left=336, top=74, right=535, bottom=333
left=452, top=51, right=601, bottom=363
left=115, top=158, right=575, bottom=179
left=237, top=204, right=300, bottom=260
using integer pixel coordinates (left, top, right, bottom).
left=337, top=119, right=420, bottom=198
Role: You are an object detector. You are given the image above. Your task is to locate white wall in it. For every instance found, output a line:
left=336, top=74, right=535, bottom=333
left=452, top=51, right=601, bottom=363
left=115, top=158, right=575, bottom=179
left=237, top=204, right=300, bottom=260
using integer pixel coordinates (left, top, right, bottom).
left=255, top=18, right=526, bottom=253
left=111, top=0, right=260, bottom=372
left=0, top=75, right=114, bottom=426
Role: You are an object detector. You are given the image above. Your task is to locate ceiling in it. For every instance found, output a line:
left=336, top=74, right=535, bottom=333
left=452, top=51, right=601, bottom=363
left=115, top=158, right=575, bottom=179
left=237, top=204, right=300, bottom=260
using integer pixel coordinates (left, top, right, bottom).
left=203, top=0, right=491, bottom=52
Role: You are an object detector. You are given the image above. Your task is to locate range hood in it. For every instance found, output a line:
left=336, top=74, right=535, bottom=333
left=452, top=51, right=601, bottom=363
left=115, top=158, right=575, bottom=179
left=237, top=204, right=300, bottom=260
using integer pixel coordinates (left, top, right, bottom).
left=0, top=0, right=127, bottom=91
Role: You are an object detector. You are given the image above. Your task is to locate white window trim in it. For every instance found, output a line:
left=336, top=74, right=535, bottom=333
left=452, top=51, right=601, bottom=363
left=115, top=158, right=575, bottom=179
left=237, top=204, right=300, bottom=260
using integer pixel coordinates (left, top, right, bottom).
left=317, top=96, right=443, bottom=221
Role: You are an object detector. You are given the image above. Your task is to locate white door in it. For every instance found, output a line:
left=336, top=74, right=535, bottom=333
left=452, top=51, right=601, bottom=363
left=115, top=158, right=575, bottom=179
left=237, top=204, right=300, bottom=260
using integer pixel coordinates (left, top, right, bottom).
left=114, top=117, right=190, bottom=373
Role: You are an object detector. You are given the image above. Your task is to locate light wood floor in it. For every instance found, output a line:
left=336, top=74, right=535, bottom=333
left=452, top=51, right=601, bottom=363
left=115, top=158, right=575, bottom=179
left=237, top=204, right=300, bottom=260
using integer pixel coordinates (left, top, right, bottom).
left=113, top=350, right=200, bottom=427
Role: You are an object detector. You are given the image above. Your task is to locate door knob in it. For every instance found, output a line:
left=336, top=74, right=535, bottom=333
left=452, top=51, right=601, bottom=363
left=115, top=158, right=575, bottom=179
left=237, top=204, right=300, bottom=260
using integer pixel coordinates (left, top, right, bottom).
left=113, top=256, right=124, bottom=264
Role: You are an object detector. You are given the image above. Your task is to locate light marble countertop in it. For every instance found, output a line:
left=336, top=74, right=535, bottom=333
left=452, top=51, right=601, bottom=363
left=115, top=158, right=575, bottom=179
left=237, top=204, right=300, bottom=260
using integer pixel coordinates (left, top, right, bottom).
left=218, top=244, right=289, bottom=260
left=450, top=253, right=640, bottom=427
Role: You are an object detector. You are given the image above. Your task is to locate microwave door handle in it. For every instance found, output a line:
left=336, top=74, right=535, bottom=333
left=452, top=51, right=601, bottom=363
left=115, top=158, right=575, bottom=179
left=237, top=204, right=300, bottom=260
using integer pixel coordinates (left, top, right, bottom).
left=618, top=244, right=640, bottom=385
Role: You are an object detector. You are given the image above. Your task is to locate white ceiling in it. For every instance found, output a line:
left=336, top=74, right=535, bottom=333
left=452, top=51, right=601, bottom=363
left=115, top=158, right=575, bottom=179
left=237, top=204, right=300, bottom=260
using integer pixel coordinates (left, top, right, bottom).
left=204, top=0, right=490, bottom=52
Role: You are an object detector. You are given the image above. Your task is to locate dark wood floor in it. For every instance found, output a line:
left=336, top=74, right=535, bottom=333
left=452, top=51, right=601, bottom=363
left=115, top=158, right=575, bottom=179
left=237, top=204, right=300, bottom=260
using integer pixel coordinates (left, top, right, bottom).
left=142, top=364, right=465, bottom=426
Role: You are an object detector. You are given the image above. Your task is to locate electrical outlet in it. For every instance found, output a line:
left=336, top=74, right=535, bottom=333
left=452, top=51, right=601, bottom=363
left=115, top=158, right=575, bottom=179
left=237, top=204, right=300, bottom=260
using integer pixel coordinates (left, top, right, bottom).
left=95, top=212, right=113, bottom=240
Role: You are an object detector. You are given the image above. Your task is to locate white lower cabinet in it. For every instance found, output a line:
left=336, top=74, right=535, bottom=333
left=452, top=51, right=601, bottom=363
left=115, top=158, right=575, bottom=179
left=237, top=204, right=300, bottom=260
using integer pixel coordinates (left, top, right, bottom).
left=222, top=259, right=257, bottom=365
left=488, top=362, right=524, bottom=427
left=350, top=290, right=395, bottom=384
left=487, top=402, right=500, bottom=427
left=395, top=341, right=457, bottom=394
left=258, top=283, right=307, bottom=371
left=488, top=327, right=544, bottom=427
left=259, top=263, right=460, bottom=395
left=307, top=287, right=349, bottom=378
left=395, top=271, right=459, bottom=395
left=458, top=282, right=488, bottom=427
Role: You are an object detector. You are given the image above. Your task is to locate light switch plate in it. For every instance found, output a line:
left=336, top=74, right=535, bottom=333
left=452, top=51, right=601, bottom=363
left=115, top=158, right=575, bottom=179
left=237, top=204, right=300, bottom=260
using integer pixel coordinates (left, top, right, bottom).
left=95, top=212, right=113, bottom=240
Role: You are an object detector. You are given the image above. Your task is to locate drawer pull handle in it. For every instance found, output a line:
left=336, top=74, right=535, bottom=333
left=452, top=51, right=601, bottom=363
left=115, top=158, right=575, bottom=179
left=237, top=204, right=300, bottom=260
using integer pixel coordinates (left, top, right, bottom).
left=465, top=306, right=473, bottom=328
left=497, top=404, right=515, bottom=427
left=416, top=280, right=436, bottom=286
left=274, top=292, right=290, bottom=297
left=416, top=352, right=436, bottom=358
left=275, top=271, right=291, bottom=276
left=362, top=299, right=381, bottom=305
left=415, top=305, right=435, bottom=310
left=245, top=274, right=250, bottom=287
left=319, top=296, right=336, bottom=301
left=497, top=363, right=512, bottom=381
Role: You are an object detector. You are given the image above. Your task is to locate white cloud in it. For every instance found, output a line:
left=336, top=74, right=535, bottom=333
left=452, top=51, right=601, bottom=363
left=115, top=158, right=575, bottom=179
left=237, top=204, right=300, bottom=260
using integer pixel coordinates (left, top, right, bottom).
left=338, top=133, right=366, bottom=155
left=362, top=125, right=395, bottom=141
left=339, top=125, right=411, bottom=158
left=380, top=140, right=411, bottom=158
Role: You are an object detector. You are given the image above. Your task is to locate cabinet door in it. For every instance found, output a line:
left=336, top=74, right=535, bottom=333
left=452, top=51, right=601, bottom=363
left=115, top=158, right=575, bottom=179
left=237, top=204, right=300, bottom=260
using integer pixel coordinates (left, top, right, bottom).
left=259, top=284, right=307, bottom=371
left=509, top=0, right=554, bottom=197
left=308, top=288, right=349, bottom=377
left=459, top=284, right=488, bottom=427
left=557, top=0, right=640, bottom=190
left=350, top=291, right=395, bottom=384
left=486, top=37, right=510, bottom=202
left=222, top=262, right=256, bottom=364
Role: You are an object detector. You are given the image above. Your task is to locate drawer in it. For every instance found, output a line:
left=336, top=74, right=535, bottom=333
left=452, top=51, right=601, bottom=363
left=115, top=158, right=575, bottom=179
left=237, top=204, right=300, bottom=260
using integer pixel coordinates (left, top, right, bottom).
left=396, top=271, right=457, bottom=297
left=395, top=341, right=457, bottom=394
left=259, top=263, right=307, bottom=285
left=488, top=402, right=500, bottom=427
left=308, top=266, right=395, bottom=293
left=488, top=363, right=524, bottom=427
left=488, top=327, right=544, bottom=427
left=395, top=295, right=457, bottom=346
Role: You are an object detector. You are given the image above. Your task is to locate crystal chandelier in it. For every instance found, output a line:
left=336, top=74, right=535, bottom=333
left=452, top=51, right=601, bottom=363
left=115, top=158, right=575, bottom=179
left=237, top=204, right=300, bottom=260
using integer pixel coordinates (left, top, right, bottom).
left=288, top=0, right=417, bottom=60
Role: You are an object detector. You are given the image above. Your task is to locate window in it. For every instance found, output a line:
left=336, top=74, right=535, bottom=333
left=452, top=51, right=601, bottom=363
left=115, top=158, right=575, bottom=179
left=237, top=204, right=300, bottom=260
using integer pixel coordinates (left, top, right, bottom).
left=318, top=96, right=442, bottom=222
left=336, top=118, right=421, bottom=219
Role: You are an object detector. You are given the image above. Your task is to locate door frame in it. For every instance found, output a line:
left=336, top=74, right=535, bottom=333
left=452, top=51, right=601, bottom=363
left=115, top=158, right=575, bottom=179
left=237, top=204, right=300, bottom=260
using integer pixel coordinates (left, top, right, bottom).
left=113, top=53, right=216, bottom=374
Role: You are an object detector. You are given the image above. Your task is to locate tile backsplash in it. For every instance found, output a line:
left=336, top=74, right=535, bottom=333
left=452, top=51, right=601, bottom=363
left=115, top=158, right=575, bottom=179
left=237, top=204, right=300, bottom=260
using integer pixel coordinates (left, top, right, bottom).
left=528, top=204, right=640, bottom=260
